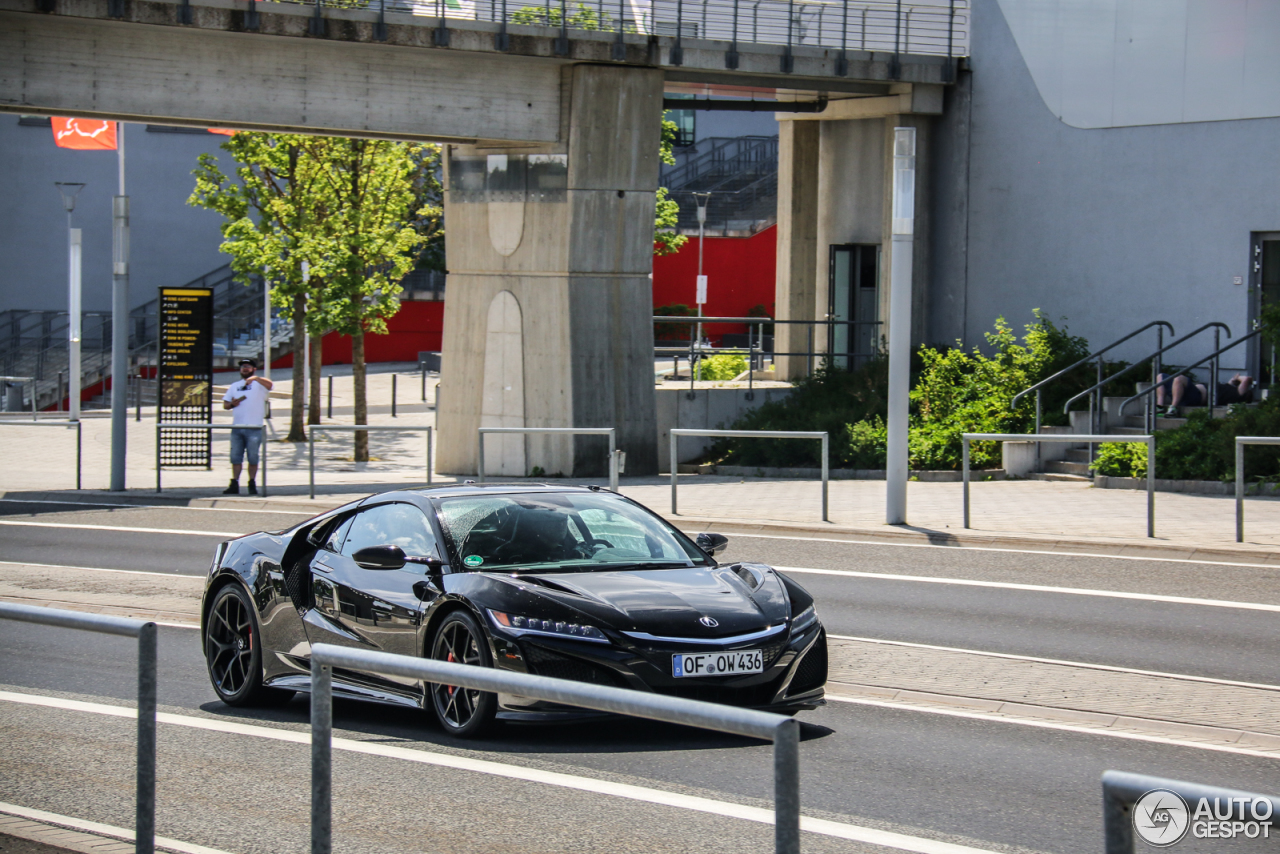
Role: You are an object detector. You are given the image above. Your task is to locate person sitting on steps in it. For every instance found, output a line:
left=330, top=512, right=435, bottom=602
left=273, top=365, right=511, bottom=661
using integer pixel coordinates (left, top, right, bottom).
left=1155, top=371, right=1252, bottom=417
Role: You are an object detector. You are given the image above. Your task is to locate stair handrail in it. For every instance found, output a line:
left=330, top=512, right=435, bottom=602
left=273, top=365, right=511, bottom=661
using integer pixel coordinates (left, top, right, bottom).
left=1061, top=321, right=1232, bottom=419
left=1009, top=321, right=1175, bottom=434
left=1119, top=327, right=1262, bottom=431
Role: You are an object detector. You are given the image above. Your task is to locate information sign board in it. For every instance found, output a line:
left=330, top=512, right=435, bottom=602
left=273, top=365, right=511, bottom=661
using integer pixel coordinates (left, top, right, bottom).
left=158, top=287, right=213, bottom=468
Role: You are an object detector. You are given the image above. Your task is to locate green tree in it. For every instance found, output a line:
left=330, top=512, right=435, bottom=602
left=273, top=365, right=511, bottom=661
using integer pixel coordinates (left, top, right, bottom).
left=511, top=1, right=601, bottom=28
left=654, top=116, right=686, bottom=256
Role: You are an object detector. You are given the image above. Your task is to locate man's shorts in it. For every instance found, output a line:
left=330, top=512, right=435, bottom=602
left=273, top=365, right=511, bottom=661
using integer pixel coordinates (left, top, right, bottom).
left=229, top=427, right=262, bottom=466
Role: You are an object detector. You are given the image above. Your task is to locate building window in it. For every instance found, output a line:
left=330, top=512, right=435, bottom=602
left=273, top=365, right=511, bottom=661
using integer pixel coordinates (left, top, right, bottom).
left=664, top=95, right=696, bottom=148
left=17, top=116, right=51, bottom=127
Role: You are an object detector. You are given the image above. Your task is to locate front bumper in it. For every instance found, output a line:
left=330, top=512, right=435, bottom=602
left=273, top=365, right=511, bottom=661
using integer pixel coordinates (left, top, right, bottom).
left=488, top=622, right=828, bottom=720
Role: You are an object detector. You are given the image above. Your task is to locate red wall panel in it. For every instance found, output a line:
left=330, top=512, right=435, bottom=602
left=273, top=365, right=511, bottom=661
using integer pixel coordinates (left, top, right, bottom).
left=272, top=300, right=445, bottom=368
left=651, top=225, right=777, bottom=342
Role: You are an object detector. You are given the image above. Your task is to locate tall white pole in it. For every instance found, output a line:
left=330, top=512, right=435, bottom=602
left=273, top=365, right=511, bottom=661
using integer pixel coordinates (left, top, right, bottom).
left=694, top=194, right=708, bottom=355
left=110, top=123, right=130, bottom=491
left=301, top=260, right=310, bottom=409
left=68, top=227, right=83, bottom=422
left=885, top=126, right=916, bottom=525
left=262, top=271, right=271, bottom=382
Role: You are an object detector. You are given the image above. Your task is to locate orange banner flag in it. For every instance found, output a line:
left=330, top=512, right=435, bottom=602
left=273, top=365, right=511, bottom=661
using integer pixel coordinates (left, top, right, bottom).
left=52, top=117, right=117, bottom=150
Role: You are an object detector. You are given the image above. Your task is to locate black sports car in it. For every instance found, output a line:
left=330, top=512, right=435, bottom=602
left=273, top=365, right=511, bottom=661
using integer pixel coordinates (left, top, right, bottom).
left=202, top=484, right=827, bottom=737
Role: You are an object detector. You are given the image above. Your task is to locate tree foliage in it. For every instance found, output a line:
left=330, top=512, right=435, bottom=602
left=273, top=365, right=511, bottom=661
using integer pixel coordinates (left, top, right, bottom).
left=654, top=117, right=687, bottom=257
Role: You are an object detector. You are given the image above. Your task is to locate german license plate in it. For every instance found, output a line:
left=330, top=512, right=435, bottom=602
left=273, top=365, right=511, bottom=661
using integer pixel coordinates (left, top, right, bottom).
left=672, top=649, right=763, bottom=678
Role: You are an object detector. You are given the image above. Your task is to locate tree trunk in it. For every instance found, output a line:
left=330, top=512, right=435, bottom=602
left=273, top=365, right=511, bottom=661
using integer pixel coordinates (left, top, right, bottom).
left=353, top=327, right=368, bottom=461
left=308, top=332, right=322, bottom=425
left=287, top=294, right=306, bottom=442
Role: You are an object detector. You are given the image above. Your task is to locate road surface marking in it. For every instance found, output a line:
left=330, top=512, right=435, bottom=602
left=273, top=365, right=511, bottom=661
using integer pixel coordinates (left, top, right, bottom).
left=0, top=560, right=205, bottom=579
left=724, top=531, right=1280, bottom=570
left=0, top=520, right=242, bottom=537
left=0, top=690, right=999, bottom=854
left=824, top=694, right=1280, bottom=760
left=0, top=498, right=313, bottom=516
left=0, top=800, right=234, bottom=854
left=828, top=634, right=1280, bottom=692
left=775, top=565, right=1280, bottom=613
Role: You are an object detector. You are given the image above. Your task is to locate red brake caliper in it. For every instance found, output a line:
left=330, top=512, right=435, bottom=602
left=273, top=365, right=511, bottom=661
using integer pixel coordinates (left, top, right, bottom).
left=446, top=651, right=456, bottom=696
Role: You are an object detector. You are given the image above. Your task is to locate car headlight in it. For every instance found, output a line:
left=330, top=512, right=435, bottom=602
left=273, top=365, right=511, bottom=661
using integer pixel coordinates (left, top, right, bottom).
left=790, top=604, right=818, bottom=634
left=488, top=610, right=609, bottom=643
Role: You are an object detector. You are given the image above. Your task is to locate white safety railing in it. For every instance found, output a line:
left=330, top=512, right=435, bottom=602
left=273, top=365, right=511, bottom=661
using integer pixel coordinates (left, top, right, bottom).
left=1102, top=770, right=1277, bottom=854
left=962, top=433, right=1155, bottom=538
left=669, top=429, right=829, bottom=521
left=0, top=418, right=82, bottom=489
left=308, top=643, right=800, bottom=854
left=0, top=603, right=157, bottom=854
left=478, top=427, right=619, bottom=492
left=309, top=425, right=433, bottom=499
left=1235, top=436, right=1280, bottom=543
left=156, top=423, right=267, bottom=495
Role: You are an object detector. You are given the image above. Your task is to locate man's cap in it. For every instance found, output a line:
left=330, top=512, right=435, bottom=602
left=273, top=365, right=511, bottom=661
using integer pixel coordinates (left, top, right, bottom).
left=238, top=358, right=257, bottom=368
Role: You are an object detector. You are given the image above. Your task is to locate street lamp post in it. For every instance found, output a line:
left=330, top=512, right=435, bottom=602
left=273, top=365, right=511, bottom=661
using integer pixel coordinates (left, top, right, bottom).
left=694, top=192, right=710, bottom=354
left=56, top=182, right=86, bottom=423
left=110, top=125, right=130, bottom=491
left=885, top=127, right=916, bottom=525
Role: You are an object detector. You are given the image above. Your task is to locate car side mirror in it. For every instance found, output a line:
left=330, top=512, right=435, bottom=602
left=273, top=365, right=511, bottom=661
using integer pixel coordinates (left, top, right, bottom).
left=353, top=544, right=407, bottom=570
left=695, top=532, right=729, bottom=557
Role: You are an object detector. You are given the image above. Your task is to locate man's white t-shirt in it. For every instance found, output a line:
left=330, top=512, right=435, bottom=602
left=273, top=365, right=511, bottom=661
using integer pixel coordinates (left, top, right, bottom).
left=223, top=379, right=270, bottom=427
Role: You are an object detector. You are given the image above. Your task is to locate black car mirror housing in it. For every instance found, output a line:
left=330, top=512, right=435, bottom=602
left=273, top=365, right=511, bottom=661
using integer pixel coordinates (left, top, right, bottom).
left=695, top=532, right=729, bottom=557
left=353, top=544, right=407, bottom=570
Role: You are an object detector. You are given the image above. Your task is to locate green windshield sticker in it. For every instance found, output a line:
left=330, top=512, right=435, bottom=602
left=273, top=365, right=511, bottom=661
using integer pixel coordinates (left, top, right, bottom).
left=463, top=555, right=484, bottom=567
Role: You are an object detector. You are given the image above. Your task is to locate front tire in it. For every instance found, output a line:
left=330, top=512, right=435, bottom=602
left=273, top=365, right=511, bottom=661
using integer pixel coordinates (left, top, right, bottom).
left=205, top=584, right=294, bottom=707
left=428, top=610, right=497, bottom=738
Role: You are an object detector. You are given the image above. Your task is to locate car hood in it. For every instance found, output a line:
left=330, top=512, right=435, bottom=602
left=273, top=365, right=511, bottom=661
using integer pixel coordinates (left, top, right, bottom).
left=515, top=564, right=791, bottom=640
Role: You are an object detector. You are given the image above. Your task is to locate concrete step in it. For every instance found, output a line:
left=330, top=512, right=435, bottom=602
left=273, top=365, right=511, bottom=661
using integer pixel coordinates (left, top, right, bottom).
left=1029, top=472, right=1092, bottom=483
left=1064, top=448, right=1094, bottom=463
left=1045, top=460, right=1093, bottom=476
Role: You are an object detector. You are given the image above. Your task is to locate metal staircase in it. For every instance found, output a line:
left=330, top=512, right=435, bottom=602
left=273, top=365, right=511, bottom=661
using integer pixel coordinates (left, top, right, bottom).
left=660, top=135, right=779, bottom=233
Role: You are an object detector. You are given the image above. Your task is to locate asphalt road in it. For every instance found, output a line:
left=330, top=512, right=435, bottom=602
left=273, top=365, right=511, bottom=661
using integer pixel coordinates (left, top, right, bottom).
left=1, top=498, right=1278, bottom=854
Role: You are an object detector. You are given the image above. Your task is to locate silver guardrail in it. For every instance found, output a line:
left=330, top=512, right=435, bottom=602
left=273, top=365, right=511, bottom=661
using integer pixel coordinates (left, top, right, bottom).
left=1235, top=436, right=1280, bottom=543
left=156, top=423, right=267, bottom=495
left=962, top=433, right=1155, bottom=538
left=308, top=643, right=801, bottom=854
left=0, top=418, right=82, bottom=489
left=669, top=429, right=829, bottom=522
left=1102, top=770, right=1277, bottom=853
left=478, top=427, right=619, bottom=492
left=308, top=425, right=433, bottom=500
left=0, top=603, right=157, bottom=854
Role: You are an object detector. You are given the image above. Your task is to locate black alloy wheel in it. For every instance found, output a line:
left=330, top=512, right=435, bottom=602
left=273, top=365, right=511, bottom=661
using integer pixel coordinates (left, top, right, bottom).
left=429, top=610, right=497, bottom=738
left=205, top=584, right=293, bottom=707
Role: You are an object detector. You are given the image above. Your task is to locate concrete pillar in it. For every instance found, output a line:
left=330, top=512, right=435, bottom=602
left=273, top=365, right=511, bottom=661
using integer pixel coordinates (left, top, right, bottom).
left=436, top=64, right=662, bottom=477
left=774, top=121, right=820, bottom=381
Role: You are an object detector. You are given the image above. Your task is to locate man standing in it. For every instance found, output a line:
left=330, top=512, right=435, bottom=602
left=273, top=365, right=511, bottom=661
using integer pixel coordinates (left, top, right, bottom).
left=222, top=358, right=273, bottom=494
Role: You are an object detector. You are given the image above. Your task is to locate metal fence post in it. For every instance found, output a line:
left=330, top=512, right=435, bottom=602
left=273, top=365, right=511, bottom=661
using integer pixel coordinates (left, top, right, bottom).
left=962, top=437, right=970, bottom=528
left=1146, top=435, right=1155, bottom=538
left=261, top=425, right=268, bottom=498
left=608, top=430, right=618, bottom=493
left=478, top=431, right=487, bottom=484
left=327, top=375, right=333, bottom=419
left=773, top=718, right=800, bottom=854
left=309, top=431, right=316, bottom=500
left=135, top=622, right=157, bottom=854
left=670, top=430, right=678, bottom=514
left=726, top=0, right=739, bottom=68
left=426, top=427, right=433, bottom=486
left=671, top=0, right=683, bottom=64
left=836, top=0, right=848, bottom=75
left=155, top=423, right=161, bottom=493
left=820, top=433, right=829, bottom=522
left=782, top=0, right=794, bottom=72
left=375, top=0, right=387, bottom=40
left=421, top=368, right=427, bottom=402
left=310, top=660, right=333, bottom=854
left=612, top=0, right=624, bottom=60
left=391, top=374, right=397, bottom=418
left=1236, top=439, right=1244, bottom=542
left=76, top=421, right=82, bottom=490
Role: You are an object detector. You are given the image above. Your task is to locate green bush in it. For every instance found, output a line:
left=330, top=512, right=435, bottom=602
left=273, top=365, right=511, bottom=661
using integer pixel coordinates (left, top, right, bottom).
left=654, top=303, right=695, bottom=341
left=1152, top=401, right=1280, bottom=481
left=1095, top=442, right=1147, bottom=478
left=697, top=353, right=748, bottom=382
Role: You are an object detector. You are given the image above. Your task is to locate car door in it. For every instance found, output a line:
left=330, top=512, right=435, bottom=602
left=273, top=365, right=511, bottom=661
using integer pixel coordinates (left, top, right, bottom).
left=304, top=501, right=441, bottom=692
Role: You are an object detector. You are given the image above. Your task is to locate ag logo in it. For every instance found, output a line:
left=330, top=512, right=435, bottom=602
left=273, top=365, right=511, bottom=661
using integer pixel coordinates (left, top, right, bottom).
left=1134, top=789, right=1190, bottom=847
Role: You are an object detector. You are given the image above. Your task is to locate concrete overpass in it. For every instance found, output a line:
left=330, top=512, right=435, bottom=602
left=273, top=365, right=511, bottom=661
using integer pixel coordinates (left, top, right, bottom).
left=0, top=0, right=968, bottom=475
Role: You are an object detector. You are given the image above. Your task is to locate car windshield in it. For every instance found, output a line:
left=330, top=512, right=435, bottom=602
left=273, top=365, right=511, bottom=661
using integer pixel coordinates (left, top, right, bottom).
left=433, top=492, right=711, bottom=572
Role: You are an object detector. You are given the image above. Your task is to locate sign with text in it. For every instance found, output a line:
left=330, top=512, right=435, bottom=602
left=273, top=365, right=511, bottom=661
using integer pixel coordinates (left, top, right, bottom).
left=158, top=288, right=213, bottom=468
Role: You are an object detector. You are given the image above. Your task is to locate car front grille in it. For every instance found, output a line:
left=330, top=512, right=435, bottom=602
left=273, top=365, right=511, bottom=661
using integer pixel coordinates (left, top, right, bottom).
left=524, top=644, right=628, bottom=689
left=787, top=630, right=827, bottom=696
left=652, top=682, right=780, bottom=706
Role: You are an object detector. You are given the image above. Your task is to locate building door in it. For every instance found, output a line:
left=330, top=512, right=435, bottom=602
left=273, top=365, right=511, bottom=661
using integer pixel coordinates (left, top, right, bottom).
left=828, top=244, right=880, bottom=370
left=1250, top=233, right=1280, bottom=383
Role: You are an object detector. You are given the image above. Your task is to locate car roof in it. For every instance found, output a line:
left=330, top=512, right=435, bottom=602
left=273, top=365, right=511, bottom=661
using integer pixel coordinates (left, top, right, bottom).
left=353, top=484, right=607, bottom=504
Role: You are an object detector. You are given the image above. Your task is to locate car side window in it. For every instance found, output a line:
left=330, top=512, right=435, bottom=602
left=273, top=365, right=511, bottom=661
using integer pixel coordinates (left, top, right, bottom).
left=341, top=503, right=439, bottom=564
left=323, top=516, right=354, bottom=553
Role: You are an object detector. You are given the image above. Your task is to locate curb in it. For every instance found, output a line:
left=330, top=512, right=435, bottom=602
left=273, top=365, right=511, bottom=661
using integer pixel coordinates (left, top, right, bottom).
left=666, top=515, right=1280, bottom=565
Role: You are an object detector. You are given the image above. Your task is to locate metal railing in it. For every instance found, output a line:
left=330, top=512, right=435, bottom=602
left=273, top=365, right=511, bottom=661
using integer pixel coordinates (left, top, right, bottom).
left=0, top=418, right=82, bottom=489
left=308, top=642, right=800, bottom=854
left=156, top=423, right=267, bottom=495
left=0, top=603, right=157, bottom=854
left=309, top=425, right=433, bottom=499
left=1120, top=328, right=1262, bottom=430
left=962, top=433, right=1154, bottom=538
left=1062, top=322, right=1231, bottom=436
left=238, top=0, right=969, bottom=65
left=1010, top=321, right=1174, bottom=446
left=1235, top=436, right=1280, bottom=543
left=478, top=427, right=619, bottom=491
left=1102, top=770, right=1277, bottom=854
left=669, top=428, right=828, bottom=521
